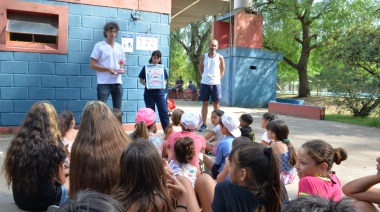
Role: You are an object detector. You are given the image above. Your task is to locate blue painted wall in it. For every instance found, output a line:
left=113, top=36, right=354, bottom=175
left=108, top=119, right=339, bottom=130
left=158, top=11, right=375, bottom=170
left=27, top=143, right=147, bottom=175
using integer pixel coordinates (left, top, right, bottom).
left=0, top=0, right=170, bottom=126
left=219, top=47, right=283, bottom=108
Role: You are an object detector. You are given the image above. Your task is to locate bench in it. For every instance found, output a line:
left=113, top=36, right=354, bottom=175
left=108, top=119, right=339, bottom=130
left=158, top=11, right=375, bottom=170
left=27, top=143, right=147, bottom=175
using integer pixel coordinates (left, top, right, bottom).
left=168, top=89, right=198, bottom=101
left=268, top=100, right=325, bottom=120
left=275, top=98, right=304, bottom=105
left=167, top=89, right=184, bottom=99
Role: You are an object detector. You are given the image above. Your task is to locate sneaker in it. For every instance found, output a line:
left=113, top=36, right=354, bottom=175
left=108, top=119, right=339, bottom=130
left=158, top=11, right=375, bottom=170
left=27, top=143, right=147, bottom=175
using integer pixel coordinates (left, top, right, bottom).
left=198, top=124, right=207, bottom=132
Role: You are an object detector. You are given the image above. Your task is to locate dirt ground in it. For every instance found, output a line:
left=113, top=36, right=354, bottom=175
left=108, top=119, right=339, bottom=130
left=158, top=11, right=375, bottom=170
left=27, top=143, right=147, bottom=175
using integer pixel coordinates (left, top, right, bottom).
left=277, top=94, right=342, bottom=114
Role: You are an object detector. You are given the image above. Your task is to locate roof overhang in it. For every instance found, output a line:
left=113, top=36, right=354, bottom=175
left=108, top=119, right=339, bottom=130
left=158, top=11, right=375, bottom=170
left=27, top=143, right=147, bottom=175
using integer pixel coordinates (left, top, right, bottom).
left=171, top=0, right=230, bottom=31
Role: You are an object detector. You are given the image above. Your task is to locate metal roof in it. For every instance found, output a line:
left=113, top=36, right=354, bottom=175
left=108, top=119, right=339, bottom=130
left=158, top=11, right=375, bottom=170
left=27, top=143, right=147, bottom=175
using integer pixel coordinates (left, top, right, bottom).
left=171, top=0, right=230, bottom=31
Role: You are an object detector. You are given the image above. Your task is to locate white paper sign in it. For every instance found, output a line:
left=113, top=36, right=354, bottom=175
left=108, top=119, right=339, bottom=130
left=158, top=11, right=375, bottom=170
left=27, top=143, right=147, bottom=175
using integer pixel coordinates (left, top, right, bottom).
left=121, top=32, right=134, bottom=53
left=145, top=64, right=165, bottom=89
left=136, top=33, right=158, bottom=51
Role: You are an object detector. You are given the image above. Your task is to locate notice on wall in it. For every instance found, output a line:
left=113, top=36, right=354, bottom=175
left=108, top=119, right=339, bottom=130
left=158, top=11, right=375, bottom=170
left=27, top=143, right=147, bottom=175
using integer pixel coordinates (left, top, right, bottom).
left=136, top=33, right=158, bottom=51
left=121, top=32, right=134, bottom=53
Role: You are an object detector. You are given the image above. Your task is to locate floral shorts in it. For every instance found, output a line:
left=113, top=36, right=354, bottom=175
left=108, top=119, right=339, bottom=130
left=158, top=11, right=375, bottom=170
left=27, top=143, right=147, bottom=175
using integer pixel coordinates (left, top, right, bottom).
left=280, top=170, right=296, bottom=185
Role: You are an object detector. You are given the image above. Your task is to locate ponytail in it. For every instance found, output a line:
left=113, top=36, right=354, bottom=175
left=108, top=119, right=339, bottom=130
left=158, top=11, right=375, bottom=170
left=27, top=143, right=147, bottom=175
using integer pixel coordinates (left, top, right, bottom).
left=333, top=147, right=347, bottom=165
left=230, top=143, right=282, bottom=212
left=263, top=146, right=282, bottom=212
left=302, top=140, right=348, bottom=171
left=131, top=122, right=149, bottom=140
left=283, top=139, right=297, bottom=166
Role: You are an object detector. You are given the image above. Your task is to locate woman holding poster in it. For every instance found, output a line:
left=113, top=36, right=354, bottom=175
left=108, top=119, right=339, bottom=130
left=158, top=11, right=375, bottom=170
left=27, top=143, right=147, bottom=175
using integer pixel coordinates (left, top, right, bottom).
left=138, top=50, right=170, bottom=131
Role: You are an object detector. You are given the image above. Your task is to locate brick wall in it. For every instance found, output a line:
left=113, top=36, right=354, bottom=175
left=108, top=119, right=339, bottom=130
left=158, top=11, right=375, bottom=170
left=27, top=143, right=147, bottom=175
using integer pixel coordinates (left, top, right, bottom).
left=0, top=0, right=170, bottom=126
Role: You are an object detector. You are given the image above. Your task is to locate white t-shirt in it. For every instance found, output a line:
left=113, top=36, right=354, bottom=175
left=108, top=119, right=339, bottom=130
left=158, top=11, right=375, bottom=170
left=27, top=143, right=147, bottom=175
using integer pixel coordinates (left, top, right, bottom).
left=261, top=131, right=271, bottom=144
left=90, top=41, right=125, bottom=84
left=212, top=125, right=224, bottom=143
left=201, top=53, right=222, bottom=85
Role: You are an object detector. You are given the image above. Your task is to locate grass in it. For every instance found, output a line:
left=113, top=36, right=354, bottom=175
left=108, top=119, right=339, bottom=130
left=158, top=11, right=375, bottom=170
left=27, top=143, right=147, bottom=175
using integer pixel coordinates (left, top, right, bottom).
left=325, top=114, right=380, bottom=128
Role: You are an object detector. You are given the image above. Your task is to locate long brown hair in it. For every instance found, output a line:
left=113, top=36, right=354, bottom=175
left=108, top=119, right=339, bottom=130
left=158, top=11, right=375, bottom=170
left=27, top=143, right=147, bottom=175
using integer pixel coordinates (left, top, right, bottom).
left=3, top=102, right=63, bottom=195
left=266, top=120, right=297, bottom=166
left=70, top=101, right=131, bottom=195
left=229, top=142, right=282, bottom=212
left=112, top=139, right=173, bottom=212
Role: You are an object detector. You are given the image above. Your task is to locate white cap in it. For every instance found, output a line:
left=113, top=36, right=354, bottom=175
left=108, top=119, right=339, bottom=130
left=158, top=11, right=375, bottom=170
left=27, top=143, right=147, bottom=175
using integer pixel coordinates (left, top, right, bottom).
left=221, top=113, right=241, bottom=137
left=180, top=111, right=202, bottom=130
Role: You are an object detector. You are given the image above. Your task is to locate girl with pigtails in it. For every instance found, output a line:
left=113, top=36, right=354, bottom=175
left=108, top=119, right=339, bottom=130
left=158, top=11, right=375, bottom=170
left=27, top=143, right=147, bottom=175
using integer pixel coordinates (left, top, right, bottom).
left=296, top=139, right=348, bottom=201
left=266, top=120, right=297, bottom=185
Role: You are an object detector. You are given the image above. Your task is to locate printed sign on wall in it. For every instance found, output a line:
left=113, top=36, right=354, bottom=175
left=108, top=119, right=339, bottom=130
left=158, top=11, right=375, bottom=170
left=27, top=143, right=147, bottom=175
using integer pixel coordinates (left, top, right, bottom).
left=121, top=32, right=134, bottom=53
left=136, top=33, right=158, bottom=51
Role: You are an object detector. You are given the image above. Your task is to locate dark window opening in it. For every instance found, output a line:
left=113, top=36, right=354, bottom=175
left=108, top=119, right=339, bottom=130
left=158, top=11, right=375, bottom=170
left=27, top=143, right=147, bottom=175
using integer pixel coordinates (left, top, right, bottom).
left=250, top=66, right=257, bottom=70
left=9, top=33, right=57, bottom=44
left=6, top=11, right=58, bottom=45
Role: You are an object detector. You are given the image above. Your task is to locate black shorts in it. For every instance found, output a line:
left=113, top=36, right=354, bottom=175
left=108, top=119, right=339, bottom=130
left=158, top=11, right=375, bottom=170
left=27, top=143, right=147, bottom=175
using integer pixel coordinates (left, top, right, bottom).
left=198, top=83, right=222, bottom=102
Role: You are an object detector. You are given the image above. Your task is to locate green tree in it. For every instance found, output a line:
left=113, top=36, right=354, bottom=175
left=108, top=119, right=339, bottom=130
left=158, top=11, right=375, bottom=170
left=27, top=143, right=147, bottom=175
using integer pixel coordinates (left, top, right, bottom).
left=171, top=18, right=212, bottom=87
left=169, top=33, right=194, bottom=87
left=254, top=0, right=376, bottom=97
left=320, top=24, right=380, bottom=117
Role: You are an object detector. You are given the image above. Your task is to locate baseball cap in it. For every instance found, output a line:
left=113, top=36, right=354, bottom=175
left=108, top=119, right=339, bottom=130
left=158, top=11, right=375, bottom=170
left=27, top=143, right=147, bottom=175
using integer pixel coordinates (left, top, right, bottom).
left=180, top=111, right=202, bottom=130
left=221, top=113, right=241, bottom=137
left=136, top=108, right=156, bottom=126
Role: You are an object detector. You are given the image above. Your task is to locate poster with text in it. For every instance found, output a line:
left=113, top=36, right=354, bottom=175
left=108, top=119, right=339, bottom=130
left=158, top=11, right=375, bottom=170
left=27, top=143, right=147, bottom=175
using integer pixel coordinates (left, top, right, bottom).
left=121, top=32, right=134, bottom=53
left=145, top=64, right=165, bottom=89
left=136, top=34, right=158, bottom=51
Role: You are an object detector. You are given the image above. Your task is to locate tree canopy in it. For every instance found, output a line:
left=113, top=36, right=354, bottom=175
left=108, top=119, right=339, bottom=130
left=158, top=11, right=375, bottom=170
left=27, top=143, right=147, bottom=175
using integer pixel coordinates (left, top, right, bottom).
left=254, top=0, right=378, bottom=97
left=170, top=17, right=212, bottom=87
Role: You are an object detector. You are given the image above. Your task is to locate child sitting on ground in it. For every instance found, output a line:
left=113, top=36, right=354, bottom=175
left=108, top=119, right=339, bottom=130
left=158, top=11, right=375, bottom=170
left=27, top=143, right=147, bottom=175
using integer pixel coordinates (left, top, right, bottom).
left=131, top=108, right=164, bottom=157
left=239, top=113, right=255, bottom=141
left=169, top=136, right=198, bottom=187
left=194, top=142, right=283, bottom=212
left=204, top=109, right=224, bottom=155
left=203, top=112, right=241, bottom=179
left=4, top=102, right=69, bottom=211
left=59, top=110, right=78, bottom=157
left=112, top=139, right=200, bottom=212
left=112, top=108, right=123, bottom=125
left=296, top=139, right=347, bottom=201
left=163, top=109, right=184, bottom=157
left=342, top=156, right=380, bottom=212
left=166, top=111, right=206, bottom=173
left=261, top=112, right=278, bottom=146
left=267, top=120, right=297, bottom=185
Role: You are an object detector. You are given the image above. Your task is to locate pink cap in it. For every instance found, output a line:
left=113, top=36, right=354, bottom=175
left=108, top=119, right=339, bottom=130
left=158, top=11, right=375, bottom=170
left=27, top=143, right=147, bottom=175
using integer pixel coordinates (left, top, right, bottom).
left=135, top=108, right=156, bottom=126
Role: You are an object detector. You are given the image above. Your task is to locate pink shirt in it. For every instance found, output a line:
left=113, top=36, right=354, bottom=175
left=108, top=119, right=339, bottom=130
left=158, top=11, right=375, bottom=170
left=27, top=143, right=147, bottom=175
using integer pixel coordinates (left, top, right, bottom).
left=166, top=131, right=206, bottom=170
left=298, top=174, right=342, bottom=201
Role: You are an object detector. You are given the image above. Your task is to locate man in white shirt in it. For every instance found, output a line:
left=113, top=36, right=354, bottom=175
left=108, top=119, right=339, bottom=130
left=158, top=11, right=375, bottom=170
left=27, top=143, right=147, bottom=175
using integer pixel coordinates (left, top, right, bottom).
left=198, top=39, right=225, bottom=132
left=90, top=22, right=126, bottom=109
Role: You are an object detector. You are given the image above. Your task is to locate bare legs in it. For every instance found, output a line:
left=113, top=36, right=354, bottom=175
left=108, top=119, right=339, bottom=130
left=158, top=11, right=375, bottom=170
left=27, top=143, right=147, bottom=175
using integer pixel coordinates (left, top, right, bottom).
left=177, top=176, right=201, bottom=212
left=212, top=101, right=220, bottom=111
left=201, top=101, right=208, bottom=125
left=201, top=101, right=220, bottom=125
left=203, top=154, right=215, bottom=171
left=194, top=174, right=216, bottom=212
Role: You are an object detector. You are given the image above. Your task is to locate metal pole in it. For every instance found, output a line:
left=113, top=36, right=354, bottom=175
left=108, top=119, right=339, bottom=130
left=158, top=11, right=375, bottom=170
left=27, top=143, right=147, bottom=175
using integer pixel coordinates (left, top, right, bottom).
left=229, top=0, right=233, bottom=106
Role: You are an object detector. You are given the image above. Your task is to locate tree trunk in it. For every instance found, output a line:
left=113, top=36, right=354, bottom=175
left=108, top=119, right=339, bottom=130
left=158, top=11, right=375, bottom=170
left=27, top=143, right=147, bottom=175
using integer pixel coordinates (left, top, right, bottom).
left=297, top=66, right=310, bottom=97
left=192, top=57, right=201, bottom=88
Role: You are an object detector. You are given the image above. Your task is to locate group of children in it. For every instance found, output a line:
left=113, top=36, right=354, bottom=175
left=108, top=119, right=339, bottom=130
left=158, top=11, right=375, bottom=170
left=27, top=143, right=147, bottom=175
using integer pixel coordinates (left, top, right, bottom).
left=3, top=101, right=380, bottom=211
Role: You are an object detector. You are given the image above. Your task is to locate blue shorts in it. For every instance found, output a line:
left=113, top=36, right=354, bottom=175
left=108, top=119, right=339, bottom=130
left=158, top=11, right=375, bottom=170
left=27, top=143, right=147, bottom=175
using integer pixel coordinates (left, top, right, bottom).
left=198, top=83, right=222, bottom=102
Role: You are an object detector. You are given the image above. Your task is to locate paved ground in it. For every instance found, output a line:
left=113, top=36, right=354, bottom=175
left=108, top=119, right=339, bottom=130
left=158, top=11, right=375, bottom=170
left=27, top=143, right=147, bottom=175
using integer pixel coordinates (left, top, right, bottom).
left=1, top=99, right=380, bottom=211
